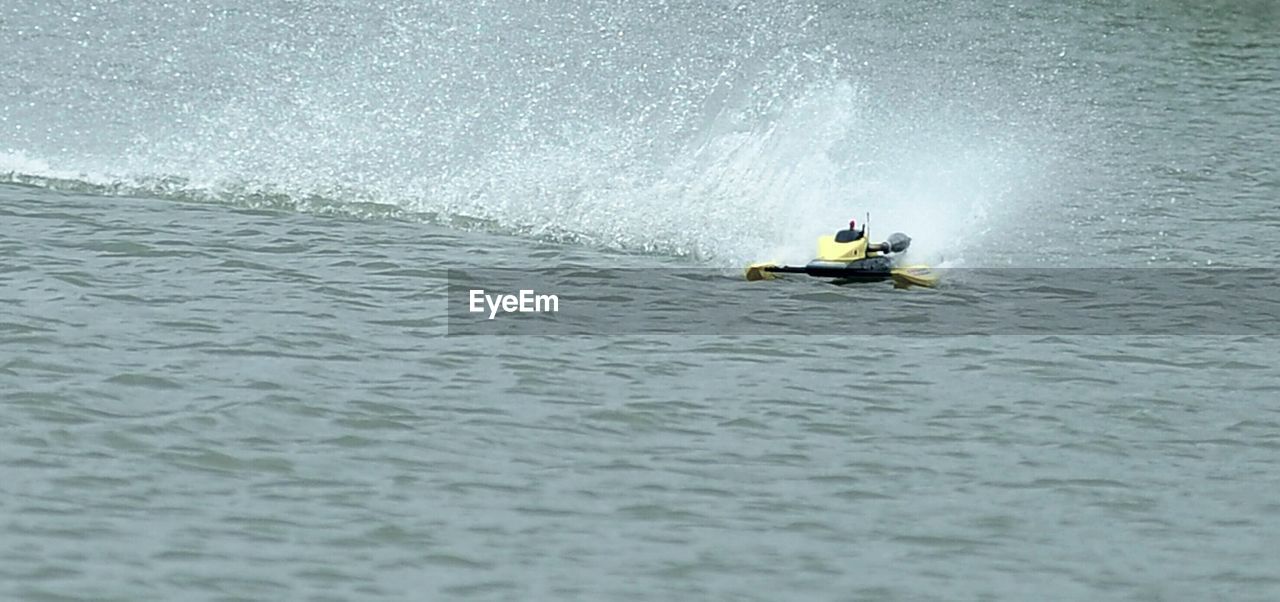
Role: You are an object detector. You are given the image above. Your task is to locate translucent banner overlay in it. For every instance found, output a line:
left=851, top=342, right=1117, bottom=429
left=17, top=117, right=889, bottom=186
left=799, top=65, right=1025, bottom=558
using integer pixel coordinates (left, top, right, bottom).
left=446, top=268, right=1280, bottom=336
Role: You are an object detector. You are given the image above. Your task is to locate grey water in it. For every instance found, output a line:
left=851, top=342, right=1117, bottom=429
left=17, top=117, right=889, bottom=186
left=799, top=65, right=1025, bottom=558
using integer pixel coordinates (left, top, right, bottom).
left=3, top=1, right=1279, bottom=600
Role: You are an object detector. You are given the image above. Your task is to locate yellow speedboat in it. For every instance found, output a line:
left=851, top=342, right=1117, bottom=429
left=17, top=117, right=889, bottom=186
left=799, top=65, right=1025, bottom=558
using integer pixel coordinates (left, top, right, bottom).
left=744, top=219, right=938, bottom=288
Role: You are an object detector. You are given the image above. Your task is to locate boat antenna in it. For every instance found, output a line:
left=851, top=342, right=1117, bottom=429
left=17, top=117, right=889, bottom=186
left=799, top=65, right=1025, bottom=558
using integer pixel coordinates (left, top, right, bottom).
left=866, top=212, right=870, bottom=238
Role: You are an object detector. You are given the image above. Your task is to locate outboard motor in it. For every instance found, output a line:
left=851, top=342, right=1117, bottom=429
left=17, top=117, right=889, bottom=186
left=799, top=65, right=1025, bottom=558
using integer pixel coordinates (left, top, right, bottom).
left=867, top=232, right=913, bottom=254
left=886, top=232, right=911, bottom=253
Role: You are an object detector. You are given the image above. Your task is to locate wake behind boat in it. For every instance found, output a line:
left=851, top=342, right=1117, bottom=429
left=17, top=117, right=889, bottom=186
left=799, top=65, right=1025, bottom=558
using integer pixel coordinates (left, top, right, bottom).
left=745, top=217, right=939, bottom=287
